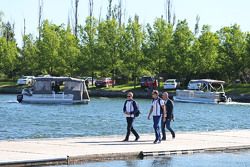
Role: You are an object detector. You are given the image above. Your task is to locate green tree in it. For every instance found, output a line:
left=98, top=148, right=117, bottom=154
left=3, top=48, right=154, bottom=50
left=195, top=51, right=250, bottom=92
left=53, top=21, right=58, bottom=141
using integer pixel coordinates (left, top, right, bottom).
left=192, top=25, right=219, bottom=78
left=58, top=25, right=80, bottom=76
left=37, top=20, right=61, bottom=75
left=19, top=34, right=38, bottom=75
left=146, top=17, right=173, bottom=80
left=79, top=16, right=98, bottom=82
left=217, top=25, right=247, bottom=81
left=0, top=11, right=4, bottom=36
left=169, top=20, right=195, bottom=80
left=0, top=37, right=18, bottom=78
left=123, top=16, right=145, bottom=87
left=97, top=18, right=121, bottom=86
left=243, top=33, right=250, bottom=82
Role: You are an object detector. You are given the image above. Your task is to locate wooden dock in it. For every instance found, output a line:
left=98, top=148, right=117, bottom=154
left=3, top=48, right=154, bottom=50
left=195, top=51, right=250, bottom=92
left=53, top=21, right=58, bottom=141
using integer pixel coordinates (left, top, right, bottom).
left=0, top=130, right=250, bottom=166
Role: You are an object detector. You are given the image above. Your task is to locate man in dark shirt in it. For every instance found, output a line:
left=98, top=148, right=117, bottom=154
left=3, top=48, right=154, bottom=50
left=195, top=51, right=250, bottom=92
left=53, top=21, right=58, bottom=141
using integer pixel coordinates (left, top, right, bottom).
left=161, top=92, right=175, bottom=140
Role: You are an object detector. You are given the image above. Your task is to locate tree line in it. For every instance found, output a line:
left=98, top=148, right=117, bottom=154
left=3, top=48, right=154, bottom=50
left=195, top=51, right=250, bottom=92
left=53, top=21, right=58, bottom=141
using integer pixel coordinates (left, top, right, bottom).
left=0, top=10, right=250, bottom=85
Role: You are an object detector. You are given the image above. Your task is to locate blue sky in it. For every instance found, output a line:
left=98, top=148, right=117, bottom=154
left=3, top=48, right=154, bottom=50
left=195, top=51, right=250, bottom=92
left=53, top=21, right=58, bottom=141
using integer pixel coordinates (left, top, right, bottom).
left=1, top=0, right=250, bottom=46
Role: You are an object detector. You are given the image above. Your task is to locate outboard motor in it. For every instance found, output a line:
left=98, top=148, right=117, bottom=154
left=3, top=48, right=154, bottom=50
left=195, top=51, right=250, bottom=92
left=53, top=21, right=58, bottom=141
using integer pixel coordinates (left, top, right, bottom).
left=17, top=94, right=23, bottom=103
left=219, top=93, right=227, bottom=102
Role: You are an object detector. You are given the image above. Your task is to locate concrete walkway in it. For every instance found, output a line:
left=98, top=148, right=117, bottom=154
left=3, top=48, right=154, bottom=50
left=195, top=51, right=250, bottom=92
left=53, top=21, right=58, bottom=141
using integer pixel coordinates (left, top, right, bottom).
left=0, top=130, right=250, bottom=166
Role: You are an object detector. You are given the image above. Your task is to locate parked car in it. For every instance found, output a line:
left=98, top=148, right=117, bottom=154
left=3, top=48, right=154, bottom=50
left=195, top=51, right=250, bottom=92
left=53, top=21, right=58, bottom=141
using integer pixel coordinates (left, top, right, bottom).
left=163, top=79, right=179, bottom=89
left=187, top=80, right=202, bottom=90
left=140, top=76, right=158, bottom=88
left=17, top=76, right=35, bottom=86
left=83, top=77, right=96, bottom=86
left=95, top=78, right=114, bottom=87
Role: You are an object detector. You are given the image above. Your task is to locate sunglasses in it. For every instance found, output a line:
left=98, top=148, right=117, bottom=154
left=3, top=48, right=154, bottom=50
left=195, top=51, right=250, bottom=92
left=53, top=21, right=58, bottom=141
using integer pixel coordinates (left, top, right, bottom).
left=127, top=95, right=131, bottom=97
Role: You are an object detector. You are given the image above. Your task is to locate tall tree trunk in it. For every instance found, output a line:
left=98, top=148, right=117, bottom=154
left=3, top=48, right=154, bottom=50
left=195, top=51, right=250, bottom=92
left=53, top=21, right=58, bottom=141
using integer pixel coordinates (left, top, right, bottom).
left=38, top=0, right=43, bottom=41
left=89, top=0, right=93, bottom=17
left=194, top=15, right=200, bottom=35
left=166, top=0, right=171, bottom=24
left=98, top=6, right=102, bottom=23
left=74, top=0, right=79, bottom=37
left=107, top=0, right=112, bottom=20
left=118, top=0, right=122, bottom=27
left=89, top=0, right=94, bottom=86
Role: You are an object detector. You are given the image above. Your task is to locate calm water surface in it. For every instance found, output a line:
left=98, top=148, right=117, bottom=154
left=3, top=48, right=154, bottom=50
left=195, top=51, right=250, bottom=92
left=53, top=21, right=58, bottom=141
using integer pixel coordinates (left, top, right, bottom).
left=53, top=151, right=250, bottom=167
left=0, top=94, right=250, bottom=140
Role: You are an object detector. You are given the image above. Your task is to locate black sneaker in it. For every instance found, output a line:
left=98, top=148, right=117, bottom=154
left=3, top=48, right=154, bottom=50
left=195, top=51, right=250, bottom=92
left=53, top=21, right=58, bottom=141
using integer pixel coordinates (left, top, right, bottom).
left=162, top=138, right=166, bottom=141
left=122, top=139, right=128, bottom=142
left=135, top=136, right=140, bottom=142
left=153, top=139, right=161, bottom=144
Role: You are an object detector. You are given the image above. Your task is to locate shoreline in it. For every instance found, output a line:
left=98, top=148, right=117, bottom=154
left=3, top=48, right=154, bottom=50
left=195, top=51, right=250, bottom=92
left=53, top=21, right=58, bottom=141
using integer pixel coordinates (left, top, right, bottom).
left=89, top=89, right=250, bottom=103
left=1, top=87, right=250, bottom=103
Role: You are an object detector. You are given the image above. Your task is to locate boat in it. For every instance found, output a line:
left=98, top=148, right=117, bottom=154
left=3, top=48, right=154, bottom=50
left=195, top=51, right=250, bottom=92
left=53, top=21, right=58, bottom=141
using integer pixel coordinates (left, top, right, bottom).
left=17, top=77, right=90, bottom=104
left=174, top=79, right=231, bottom=104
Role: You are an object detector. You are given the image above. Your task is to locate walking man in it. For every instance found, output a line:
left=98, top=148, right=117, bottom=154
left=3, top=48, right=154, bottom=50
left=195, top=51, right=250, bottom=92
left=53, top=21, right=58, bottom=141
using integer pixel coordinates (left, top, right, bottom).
left=161, top=92, right=175, bottom=140
left=148, top=90, right=166, bottom=144
left=123, top=92, right=140, bottom=142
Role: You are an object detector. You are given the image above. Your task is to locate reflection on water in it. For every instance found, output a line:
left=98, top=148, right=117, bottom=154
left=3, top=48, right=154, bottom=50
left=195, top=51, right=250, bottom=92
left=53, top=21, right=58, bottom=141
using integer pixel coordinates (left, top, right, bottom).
left=0, top=95, right=250, bottom=140
left=53, top=151, right=250, bottom=167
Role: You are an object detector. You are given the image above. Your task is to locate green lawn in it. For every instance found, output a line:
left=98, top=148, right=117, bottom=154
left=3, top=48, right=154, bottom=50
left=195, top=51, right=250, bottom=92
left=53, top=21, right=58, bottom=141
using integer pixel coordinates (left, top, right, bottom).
left=89, top=82, right=176, bottom=93
left=89, top=83, right=142, bottom=91
left=225, top=84, right=250, bottom=94
left=1, top=81, right=249, bottom=95
left=91, top=83, right=250, bottom=95
left=0, top=81, right=17, bottom=88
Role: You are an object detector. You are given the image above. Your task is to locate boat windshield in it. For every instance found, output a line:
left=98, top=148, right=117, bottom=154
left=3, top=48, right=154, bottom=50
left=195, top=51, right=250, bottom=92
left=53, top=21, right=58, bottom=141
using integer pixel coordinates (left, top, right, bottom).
left=33, top=78, right=84, bottom=93
left=188, top=79, right=225, bottom=92
left=64, top=81, right=82, bottom=91
left=33, top=81, right=51, bottom=92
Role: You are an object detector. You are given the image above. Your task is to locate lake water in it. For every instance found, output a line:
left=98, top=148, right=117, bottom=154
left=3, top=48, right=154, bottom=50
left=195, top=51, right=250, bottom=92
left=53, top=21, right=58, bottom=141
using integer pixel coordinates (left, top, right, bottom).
left=0, top=94, right=250, bottom=140
left=54, top=150, right=250, bottom=167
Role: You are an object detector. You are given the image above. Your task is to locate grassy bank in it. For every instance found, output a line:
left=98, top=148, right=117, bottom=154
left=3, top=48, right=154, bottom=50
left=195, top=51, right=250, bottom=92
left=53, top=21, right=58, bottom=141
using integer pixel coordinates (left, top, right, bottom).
left=225, top=84, right=250, bottom=95
left=1, top=81, right=250, bottom=95
left=0, top=81, right=17, bottom=87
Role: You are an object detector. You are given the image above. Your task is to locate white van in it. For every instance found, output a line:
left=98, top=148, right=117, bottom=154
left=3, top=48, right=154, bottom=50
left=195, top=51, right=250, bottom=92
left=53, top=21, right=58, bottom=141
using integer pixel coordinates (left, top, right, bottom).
left=163, top=79, right=178, bottom=89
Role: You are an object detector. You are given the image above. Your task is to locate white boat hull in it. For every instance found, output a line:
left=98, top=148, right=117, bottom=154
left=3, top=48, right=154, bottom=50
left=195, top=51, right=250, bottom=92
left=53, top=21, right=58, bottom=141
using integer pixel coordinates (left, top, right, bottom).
left=21, top=94, right=89, bottom=104
left=173, top=97, right=218, bottom=104
left=174, top=89, right=226, bottom=104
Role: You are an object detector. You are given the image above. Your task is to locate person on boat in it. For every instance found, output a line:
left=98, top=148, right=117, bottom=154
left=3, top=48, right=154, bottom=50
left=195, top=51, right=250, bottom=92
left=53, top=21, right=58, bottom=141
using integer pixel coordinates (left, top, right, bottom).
left=85, top=79, right=89, bottom=89
left=54, top=83, right=60, bottom=93
left=51, top=82, right=56, bottom=92
left=122, top=92, right=140, bottom=142
left=148, top=90, right=166, bottom=144
left=161, top=92, right=175, bottom=140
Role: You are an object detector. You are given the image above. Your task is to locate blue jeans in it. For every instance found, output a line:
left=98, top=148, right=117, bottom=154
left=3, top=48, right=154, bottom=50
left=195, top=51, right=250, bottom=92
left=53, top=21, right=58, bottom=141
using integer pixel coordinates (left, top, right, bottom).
left=161, top=119, right=175, bottom=139
left=153, top=116, right=161, bottom=141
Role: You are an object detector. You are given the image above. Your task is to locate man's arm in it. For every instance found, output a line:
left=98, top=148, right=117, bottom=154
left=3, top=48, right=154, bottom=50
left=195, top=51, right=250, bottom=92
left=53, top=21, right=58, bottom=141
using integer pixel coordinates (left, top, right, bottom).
left=123, top=101, right=127, bottom=113
left=131, top=101, right=138, bottom=114
left=148, top=106, right=153, bottom=120
left=162, top=104, right=167, bottom=118
left=161, top=100, right=167, bottom=122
